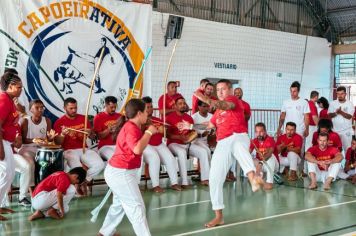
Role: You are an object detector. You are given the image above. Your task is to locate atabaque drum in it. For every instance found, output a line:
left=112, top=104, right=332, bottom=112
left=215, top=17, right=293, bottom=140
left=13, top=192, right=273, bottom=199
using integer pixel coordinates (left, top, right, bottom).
left=35, top=148, right=64, bottom=184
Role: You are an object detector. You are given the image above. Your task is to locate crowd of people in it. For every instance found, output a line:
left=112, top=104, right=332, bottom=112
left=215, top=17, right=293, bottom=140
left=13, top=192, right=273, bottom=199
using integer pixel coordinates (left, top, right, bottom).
left=0, top=69, right=355, bottom=235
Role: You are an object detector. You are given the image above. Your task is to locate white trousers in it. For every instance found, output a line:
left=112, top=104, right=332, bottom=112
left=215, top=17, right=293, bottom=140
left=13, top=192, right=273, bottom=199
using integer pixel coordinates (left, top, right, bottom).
left=99, top=165, right=150, bottom=236
left=0, top=141, right=15, bottom=208
left=168, top=142, right=210, bottom=185
left=194, top=139, right=212, bottom=160
left=279, top=152, right=301, bottom=171
left=338, top=129, right=353, bottom=154
left=305, top=126, right=317, bottom=151
left=210, top=133, right=255, bottom=210
left=347, top=169, right=355, bottom=176
left=307, top=162, right=341, bottom=183
left=13, top=153, right=35, bottom=200
left=99, top=145, right=115, bottom=161
left=32, top=185, right=76, bottom=215
left=253, top=154, right=278, bottom=184
left=64, top=149, right=105, bottom=181
left=143, top=144, right=178, bottom=187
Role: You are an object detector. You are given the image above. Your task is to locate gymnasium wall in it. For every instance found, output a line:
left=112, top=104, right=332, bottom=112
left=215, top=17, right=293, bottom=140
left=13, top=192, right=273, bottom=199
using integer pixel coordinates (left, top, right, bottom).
left=147, top=12, right=332, bottom=110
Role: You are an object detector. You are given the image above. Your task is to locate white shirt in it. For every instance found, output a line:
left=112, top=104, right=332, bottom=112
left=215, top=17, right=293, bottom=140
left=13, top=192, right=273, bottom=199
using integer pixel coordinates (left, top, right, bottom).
left=281, top=98, right=310, bottom=135
left=328, top=100, right=354, bottom=132
left=192, top=112, right=212, bottom=142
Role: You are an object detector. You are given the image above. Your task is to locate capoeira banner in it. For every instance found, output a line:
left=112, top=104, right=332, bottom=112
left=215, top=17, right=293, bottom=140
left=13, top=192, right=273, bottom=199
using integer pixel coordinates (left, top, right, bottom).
left=0, top=0, right=152, bottom=120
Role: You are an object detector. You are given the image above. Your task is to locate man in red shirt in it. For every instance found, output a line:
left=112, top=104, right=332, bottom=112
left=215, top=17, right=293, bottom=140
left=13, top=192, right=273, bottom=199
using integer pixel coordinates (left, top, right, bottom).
left=28, top=167, right=86, bottom=221
left=54, top=97, right=105, bottom=195
left=311, top=118, right=342, bottom=151
left=191, top=79, right=215, bottom=114
left=305, top=91, right=319, bottom=151
left=345, top=135, right=356, bottom=184
left=234, top=87, right=251, bottom=127
left=158, top=81, right=183, bottom=116
left=305, top=133, right=342, bottom=190
left=166, top=97, right=210, bottom=188
left=275, top=122, right=303, bottom=181
left=194, top=79, right=263, bottom=228
left=249, top=123, right=278, bottom=190
left=93, top=96, right=121, bottom=160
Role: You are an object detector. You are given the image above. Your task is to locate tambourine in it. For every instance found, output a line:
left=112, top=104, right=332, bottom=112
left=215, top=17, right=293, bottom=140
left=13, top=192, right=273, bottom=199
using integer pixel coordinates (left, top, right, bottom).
left=184, top=130, right=198, bottom=144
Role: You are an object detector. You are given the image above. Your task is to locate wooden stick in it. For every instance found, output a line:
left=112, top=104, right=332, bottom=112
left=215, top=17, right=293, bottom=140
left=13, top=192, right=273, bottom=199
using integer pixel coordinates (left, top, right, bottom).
left=150, top=119, right=171, bottom=126
left=66, top=127, right=89, bottom=135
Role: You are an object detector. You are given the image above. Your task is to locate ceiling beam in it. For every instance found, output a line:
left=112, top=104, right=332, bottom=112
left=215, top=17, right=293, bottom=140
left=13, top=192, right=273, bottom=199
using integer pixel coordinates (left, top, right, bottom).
left=328, top=5, right=356, bottom=14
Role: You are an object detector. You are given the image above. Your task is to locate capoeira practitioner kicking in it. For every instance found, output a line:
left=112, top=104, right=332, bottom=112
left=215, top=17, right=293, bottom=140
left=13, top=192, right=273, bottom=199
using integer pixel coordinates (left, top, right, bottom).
left=98, top=99, right=158, bottom=236
left=194, top=79, right=264, bottom=228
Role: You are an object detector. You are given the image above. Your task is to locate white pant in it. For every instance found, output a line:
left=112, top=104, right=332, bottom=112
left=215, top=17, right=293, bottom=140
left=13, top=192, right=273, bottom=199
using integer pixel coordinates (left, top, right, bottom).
left=347, top=169, right=355, bottom=176
left=253, top=154, right=278, bottom=184
left=99, top=145, right=115, bottom=161
left=32, top=185, right=76, bottom=215
left=337, top=129, right=353, bottom=153
left=99, top=165, right=150, bottom=236
left=193, top=139, right=212, bottom=160
left=279, top=152, right=301, bottom=171
left=210, top=133, right=255, bottom=210
left=13, top=153, right=35, bottom=200
left=143, top=144, right=178, bottom=187
left=64, top=149, right=105, bottom=181
left=0, top=141, right=15, bottom=208
left=305, top=126, right=317, bottom=151
left=307, top=162, right=341, bottom=183
left=168, top=142, right=210, bottom=185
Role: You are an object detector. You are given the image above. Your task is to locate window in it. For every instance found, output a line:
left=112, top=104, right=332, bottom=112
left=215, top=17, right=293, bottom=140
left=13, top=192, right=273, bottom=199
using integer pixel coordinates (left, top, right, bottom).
left=335, top=54, right=356, bottom=84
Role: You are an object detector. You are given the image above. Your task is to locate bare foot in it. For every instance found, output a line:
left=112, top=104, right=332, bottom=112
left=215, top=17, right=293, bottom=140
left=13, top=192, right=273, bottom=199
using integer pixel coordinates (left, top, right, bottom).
left=323, top=178, right=333, bottom=190
left=251, top=176, right=264, bottom=192
left=201, top=180, right=209, bottom=186
left=204, top=217, right=224, bottom=228
left=263, top=183, right=273, bottom=190
left=152, top=186, right=165, bottom=193
left=47, top=208, right=61, bottom=220
left=308, top=183, right=317, bottom=189
left=225, top=171, right=236, bottom=182
left=28, top=210, right=44, bottom=221
left=0, top=214, right=8, bottom=221
left=171, top=184, right=182, bottom=191
left=0, top=208, right=15, bottom=214
left=288, top=170, right=298, bottom=181
left=181, top=184, right=192, bottom=189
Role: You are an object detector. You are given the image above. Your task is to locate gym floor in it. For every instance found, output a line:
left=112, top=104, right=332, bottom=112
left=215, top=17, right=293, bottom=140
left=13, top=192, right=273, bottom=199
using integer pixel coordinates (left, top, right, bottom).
left=1, top=176, right=355, bottom=236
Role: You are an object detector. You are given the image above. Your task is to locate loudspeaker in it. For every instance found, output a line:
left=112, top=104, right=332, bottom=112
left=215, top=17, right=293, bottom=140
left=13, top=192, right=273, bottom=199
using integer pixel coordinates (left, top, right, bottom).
left=165, top=15, right=184, bottom=46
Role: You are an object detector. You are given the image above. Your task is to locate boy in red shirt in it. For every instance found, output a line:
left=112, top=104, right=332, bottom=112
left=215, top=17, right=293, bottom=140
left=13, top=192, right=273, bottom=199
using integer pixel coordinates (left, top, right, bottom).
left=158, top=81, right=183, bottom=116
left=305, top=132, right=342, bottom=190
left=344, top=135, right=356, bottom=184
left=28, top=167, right=86, bottom=221
left=98, top=99, right=158, bottom=236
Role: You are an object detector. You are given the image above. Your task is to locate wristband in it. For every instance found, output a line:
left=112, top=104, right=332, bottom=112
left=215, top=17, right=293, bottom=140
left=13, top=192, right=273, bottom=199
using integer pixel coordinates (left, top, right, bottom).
left=145, top=130, right=153, bottom=136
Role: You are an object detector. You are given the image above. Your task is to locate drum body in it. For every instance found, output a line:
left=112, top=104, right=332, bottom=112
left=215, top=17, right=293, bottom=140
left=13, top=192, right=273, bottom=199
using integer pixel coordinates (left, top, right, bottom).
left=35, top=148, right=64, bottom=184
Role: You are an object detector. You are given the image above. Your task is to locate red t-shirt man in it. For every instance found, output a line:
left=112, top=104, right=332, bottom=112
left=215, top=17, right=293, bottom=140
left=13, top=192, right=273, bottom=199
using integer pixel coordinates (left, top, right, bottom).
left=148, top=116, right=164, bottom=146
left=93, top=112, right=121, bottom=149
left=308, top=100, right=318, bottom=126
left=241, top=99, right=251, bottom=129
left=249, top=135, right=275, bottom=161
left=312, top=131, right=342, bottom=151
left=32, top=171, right=71, bottom=197
left=275, top=133, right=303, bottom=157
left=306, top=146, right=339, bottom=171
left=166, top=112, right=194, bottom=145
left=158, top=93, right=183, bottom=113
left=0, top=92, right=20, bottom=142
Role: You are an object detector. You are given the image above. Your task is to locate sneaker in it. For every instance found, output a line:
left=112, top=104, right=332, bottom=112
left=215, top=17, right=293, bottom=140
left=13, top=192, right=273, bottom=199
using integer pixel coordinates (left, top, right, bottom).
left=18, top=198, right=31, bottom=207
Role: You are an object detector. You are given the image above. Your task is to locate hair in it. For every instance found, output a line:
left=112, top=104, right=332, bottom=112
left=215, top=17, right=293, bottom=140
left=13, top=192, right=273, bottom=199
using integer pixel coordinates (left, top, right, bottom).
left=29, top=99, right=44, bottom=109
left=64, top=97, right=77, bottom=106
left=4, top=68, right=18, bottom=75
left=217, top=79, right=232, bottom=88
left=104, top=96, right=117, bottom=104
left=101, top=37, right=107, bottom=43
left=200, top=79, right=210, bottom=85
left=205, top=82, right=214, bottom=89
left=68, top=167, right=87, bottom=184
left=317, top=97, right=329, bottom=109
left=0, top=72, right=21, bottom=91
left=290, top=81, right=301, bottom=91
left=285, top=121, right=296, bottom=129
left=310, top=91, right=319, bottom=99
left=167, top=81, right=177, bottom=87
left=255, top=122, right=266, bottom=131
left=336, top=86, right=346, bottom=93
left=318, top=132, right=329, bottom=140
left=175, top=96, right=185, bottom=104
left=317, top=118, right=333, bottom=133
left=353, top=135, right=356, bottom=142
left=197, top=100, right=208, bottom=107
left=125, top=98, right=146, bottom=119
left=142, top=96, right=152, bottom=104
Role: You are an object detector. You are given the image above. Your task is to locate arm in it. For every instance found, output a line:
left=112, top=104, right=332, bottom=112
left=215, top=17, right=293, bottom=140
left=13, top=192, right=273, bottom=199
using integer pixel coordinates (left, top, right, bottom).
left=337, top=109, right=353, bottom=120
left=277, top=112, right=286, bottom=136
left=159, top=108, right=175, bottom=116
left=328, top=152, right=343, bottom=164
left=132, top=125, right=158, bottom=155
left=193, top=92, right=235, bottom=111
left=286, top=145, right=301, bottom=155
left=328, top=112, right=337, bottom=118
left=305, top=151, right=317, bottom=163
left=56, top=191, right=65, bottom=218
left=0, top=120, right=4, bottom=161
left=21, top=119, right=33, bottom=144
left=312, top=115, right=319, bottom=126
left=303, top=113, right=310, bottom=138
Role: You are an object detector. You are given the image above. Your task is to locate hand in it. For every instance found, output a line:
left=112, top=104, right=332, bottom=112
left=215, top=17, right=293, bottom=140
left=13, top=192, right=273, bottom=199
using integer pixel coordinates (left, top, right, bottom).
left=47, top=129, right=58, bottom=140
left=13, top=133, right=22, bottom=148
left=147, top=125, right=158, bottom=135
left=201, top=130, right=210, bottom=137
left=61, top=126, right=69, bottom=136
left=336, top=107, right=342, bottom=114
left=87, top=129, right=96, bottom=139
left=303, top=129, right=309, bottom=138
left=177, top=120, right=191, bottom=131
left=317, top=161, right=328, bottom=170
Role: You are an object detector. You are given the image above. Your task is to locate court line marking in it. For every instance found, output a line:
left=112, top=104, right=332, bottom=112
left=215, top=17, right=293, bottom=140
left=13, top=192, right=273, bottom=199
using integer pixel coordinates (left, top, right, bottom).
left=311, top=224, right=356, bottom=236
left=171, top=199, right=356, bottom=236
left=151, top=200, right=210, bottom=210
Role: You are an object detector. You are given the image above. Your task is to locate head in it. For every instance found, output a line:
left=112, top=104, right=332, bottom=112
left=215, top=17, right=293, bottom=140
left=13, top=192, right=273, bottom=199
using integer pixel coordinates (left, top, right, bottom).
left=317, top=132, right=329, bottom=150
left=336, top=86, right=347, bottom=102
left=290, top=81, right=300, bottom=99
left=199, top=79, right=209, bottom=90
left=175, top=97, right=187, bottom=114
left=317, top=118, right=333, bottom=133
left=255, top=122, right=267, bottom=141
left=68, top=167, right=87, bottom=185
left=310, top=91, right=319, bottom=102
left=29, top=99, right=45, bottom=117
left=101, top=37, right=107, bottom=46
left=0, top=72, right=22, bottom=97
left=104, top=96, right=118, bottom=115
left=317, top=97, right=329, bottom=109
left=167, top=81, right=177, bottom=96
left=64, top=97, right=78, bottom=118
left=197, top=100, right=209, bottom=115
left=234, top=87, right=243, bottom=99
left=4, top=68, right=18, bottom=75
left=204, top=82, right=214, bottom=96
left=352, top=135, right=356, bottom=150
left=216, top=79, right=232, bottom=100
left=285, top=122, right=296, bottom=138
left=125, top=98, right=147, bottom=124
left=142, top=96, right=153, bottom=117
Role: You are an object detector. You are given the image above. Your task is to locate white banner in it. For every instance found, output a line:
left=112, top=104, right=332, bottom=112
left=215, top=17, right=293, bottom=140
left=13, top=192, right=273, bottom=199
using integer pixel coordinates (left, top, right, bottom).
left=0, top=0, right=152, bottom=121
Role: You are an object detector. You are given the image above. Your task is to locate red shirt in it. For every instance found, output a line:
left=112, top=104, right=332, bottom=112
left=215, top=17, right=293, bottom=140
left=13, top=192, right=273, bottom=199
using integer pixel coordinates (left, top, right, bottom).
left=192, top=88, right=204, bottom=114
left=93, top=112, right=121, bottom=149
left=166, top=112, right=194, bottom=145
left=275, top=133, right=303, bottom=157
left=308, top=101, right=318, bottom=126
left=0, top=92, right=20, bottom=142
left=241, top=99, right=251, bottom=129
left=307, top=145, right=339, bottom=170
left=250, top=135, right=275, bottom=161
left=319, top=109, right=329, bottom=120
left=54, top=114, right=90, bottom=150
left=32, top=171, right=71, bottom=197
left=210, top=95, right=247, bottom=141
left=345, top=147, right=355, bottom=162
left=109, top=121, right=142, bottom=169
left=158, top=93, right=183, bottom=111
left=312, top=131, right=342, bottom=151
left=148, top=116, right=163, bottom=146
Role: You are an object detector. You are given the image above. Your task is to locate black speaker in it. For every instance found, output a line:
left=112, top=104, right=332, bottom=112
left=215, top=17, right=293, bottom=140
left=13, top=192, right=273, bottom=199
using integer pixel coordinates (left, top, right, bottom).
left=165, top=15, right=184, bottom=46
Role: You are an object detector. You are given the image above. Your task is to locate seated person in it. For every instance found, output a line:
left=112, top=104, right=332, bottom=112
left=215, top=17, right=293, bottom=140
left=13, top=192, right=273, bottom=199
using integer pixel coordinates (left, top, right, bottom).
left=305, top=132, right=342, bottom=190
left=158, top=81, right=183, bottom=116
left=275, top=122, right=303, bottom=181
left=311, top=118, right=342, bottom=151
left=192, top=100, right=212, bottom=158
left=345, top=136, right=356, bottom=184
left=28, top=167, right=86, bottom=221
